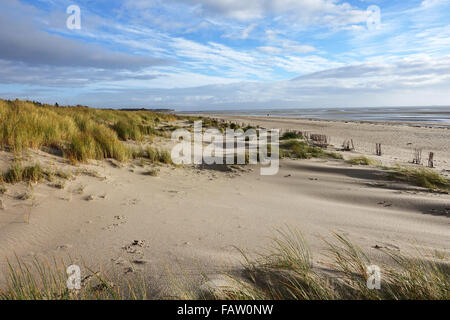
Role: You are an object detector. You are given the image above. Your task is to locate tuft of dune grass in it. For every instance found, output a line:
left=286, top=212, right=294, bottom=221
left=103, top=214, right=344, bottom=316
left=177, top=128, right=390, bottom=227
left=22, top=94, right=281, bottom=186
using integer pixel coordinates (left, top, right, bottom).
left=345, top=158, right=448, bottom=192
left=281, top=132, right=303, bottom=140
left=347, top=156, right=379, bottom=166
left=2, top=162, right=73, bottom=185
left=143, top=168, right=160, bottom=177
left=280, top=140, right=343, bottom=160
left=132, top=146, right=172, bottom=164
left=388, top=166, right=450, bottom=192
left=194, top=228, right=449, bottom=300
left=0, top=99, right=176, bottom=164
left=0, top=257, right=147, bottom=300
left=3, top=163, right=46, bottom=184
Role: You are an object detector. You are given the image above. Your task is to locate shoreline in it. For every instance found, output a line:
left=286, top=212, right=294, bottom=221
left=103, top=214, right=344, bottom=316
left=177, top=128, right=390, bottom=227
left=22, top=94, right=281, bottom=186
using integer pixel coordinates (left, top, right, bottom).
left=180, top=113, right=450, bottom=129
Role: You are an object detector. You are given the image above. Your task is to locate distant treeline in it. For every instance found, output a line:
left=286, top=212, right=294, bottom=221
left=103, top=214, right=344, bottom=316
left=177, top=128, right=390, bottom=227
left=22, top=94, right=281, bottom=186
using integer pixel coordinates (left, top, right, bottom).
left=1, top=99, right=175, bottom=113
left=118, top=108, right=175, bottom=113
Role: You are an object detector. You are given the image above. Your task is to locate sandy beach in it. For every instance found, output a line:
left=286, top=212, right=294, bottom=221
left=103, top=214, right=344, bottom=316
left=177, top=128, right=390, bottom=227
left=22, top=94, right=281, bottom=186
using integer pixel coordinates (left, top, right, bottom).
left=195, top=114, right=450, bottom=173
left=0, top=115, right=449, bottom=297
left=3, top=0, right=450, bottom=303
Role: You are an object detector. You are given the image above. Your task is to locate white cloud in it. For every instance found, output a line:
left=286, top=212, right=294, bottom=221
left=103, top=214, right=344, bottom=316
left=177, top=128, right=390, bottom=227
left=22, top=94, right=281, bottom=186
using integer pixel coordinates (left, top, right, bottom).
left=41, top=54, right=450, bottom=109
left=258, top=42, right=317, bottom=55
left=169, top=0, right=367, bottom=27
left=169, top=38, right=272, bottom=79
left=421, top=0, right=448, bottom=8
left=2, top=0, right=450, bottom=110
left=241, top=23, right=257, bottom=39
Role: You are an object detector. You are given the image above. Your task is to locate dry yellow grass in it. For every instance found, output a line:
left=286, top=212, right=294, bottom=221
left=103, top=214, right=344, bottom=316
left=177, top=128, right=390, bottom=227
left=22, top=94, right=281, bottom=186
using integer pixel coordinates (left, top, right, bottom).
left=0, top=99, right=176, bottom=164
left=388, top=166, right=450, bottom=192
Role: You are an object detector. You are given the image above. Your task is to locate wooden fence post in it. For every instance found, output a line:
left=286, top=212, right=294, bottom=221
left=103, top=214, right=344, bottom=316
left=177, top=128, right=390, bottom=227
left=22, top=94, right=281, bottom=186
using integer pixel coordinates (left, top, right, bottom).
left=376, top=143, right=382, bottom=156
left=428, top=152, right=434, bottom=168
left=413, top=148, right=422, bottom=165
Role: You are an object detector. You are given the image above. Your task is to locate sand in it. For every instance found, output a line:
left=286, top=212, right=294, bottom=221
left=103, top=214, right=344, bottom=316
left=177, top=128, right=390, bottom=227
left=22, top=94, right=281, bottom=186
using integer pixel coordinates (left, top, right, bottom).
left=196, top=115, right=450, bottom=174
left=0, top=117, right=449, bottom=297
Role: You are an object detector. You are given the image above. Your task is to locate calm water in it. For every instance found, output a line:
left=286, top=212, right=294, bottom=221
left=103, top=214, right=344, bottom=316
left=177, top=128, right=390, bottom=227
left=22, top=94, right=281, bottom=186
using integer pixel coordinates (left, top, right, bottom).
left=187, top=107, right=450, bottom=126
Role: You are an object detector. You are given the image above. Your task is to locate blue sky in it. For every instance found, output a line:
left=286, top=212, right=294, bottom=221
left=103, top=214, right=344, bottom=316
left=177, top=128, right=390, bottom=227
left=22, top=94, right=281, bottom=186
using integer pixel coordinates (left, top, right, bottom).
left=0, top=0, right=449, bottom=110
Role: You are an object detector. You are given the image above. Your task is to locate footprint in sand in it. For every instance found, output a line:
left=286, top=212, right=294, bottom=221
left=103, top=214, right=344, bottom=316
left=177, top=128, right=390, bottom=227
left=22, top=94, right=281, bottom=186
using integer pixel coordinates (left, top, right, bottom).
left=120, top=240, right=150, bottom=270
left=120, top=198, right=141, bottom=206
left=103, top=215, right=127, bottom=230
left=122, top=240, right=147, bottom=254
left=112, top=258, right=136, bottom=274
left=129, top=198, right=140, bottom=205
left=124, top=267, right=135, bottom=274
left=132, top=259, right=149, bottom=265
left=103, top=224, right=119, bottom=231
left=114, top=215, right=127, bottom=222
left=132, top=240, right=147, bottom=247
left=373, top=243, right=400, bottom=251
left=165, top=190, right=187, bottom=199
left=377, top=201, right=392, bottom=207
left=124, top=246, right=142, bottom=254
left=57, top=244, right=73, bottom=250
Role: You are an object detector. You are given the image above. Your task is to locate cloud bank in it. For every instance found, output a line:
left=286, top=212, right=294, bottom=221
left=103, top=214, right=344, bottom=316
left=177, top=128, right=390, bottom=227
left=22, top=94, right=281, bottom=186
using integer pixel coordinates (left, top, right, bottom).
left=0, top=0, right=449, bottom=109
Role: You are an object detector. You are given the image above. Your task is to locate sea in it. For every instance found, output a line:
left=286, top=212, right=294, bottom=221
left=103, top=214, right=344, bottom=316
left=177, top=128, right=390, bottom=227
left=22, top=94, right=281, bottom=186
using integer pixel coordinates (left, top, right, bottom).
left=183, top=106, right=450, bottom=127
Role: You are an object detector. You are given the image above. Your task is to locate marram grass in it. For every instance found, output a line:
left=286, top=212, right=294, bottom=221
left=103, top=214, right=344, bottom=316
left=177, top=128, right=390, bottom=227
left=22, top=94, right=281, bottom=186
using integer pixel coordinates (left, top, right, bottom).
left=0, top=257, right=147, bottom=300
left=388, top=166, right=450, bottom=192
left=191, top=228, right=449, bottom=300
left=3, top=163, right=46, bottom=184
left=1, top=228, right=448, bottom=300
left=131, top=145, right=172, bottom=164
left=347, top=156, right=379, bottom=166
left=280, top=140, right=343, bottom=160
left=1, top=162, right=74, bottom=184
left=0, top=99, right=176, bottom=164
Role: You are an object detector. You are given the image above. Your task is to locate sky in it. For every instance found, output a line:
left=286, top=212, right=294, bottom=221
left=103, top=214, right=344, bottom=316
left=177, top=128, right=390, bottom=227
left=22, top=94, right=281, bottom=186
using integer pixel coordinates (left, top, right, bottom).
left=0, top=0, right=449, bottom=110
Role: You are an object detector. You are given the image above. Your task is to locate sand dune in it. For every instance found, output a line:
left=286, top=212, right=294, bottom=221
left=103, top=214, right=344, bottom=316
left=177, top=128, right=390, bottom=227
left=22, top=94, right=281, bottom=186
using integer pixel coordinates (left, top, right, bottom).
left=0, top=135, right=448, bottom=295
